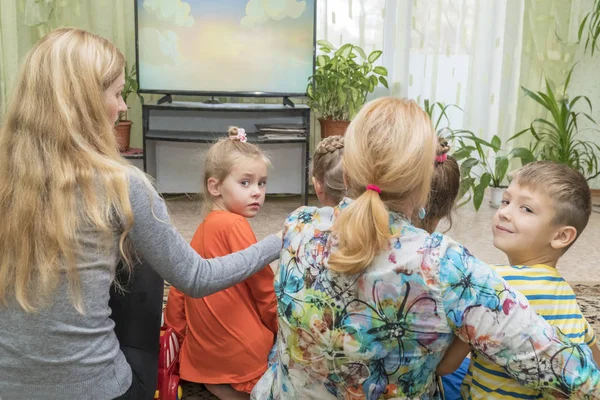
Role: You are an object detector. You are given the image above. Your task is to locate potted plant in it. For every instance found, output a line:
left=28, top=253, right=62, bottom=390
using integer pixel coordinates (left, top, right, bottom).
left=453, top=133, right=511, bottom=210
left=115, top=63, right=144, bottom=151
left=510, top=67, right=600, bottom=181
left=307, top=40, right=388, bottom=138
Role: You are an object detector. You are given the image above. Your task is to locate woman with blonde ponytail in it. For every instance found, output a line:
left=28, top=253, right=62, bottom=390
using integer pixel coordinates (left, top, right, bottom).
left=0, top=28, right=281, bottom=400
left=252, top=97, right=600, bottom=400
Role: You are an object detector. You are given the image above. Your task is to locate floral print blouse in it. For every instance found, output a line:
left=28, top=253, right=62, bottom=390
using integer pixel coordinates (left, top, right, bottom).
left=252, top=199, right=600, bottom=400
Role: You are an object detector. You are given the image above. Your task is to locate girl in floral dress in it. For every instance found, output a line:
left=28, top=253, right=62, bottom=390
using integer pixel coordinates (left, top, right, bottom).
left=252, top=97, right=600, bottom=399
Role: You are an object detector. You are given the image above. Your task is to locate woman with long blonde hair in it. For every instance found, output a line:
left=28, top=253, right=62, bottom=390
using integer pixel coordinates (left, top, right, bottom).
left=0, top=28, right=281, bottom=399
left=252, top=97, right=600, bottom=399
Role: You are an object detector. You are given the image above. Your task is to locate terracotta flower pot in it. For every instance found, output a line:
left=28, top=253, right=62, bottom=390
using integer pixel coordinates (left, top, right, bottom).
left=319, top=118, right=350, bottom=139
left=115, top=120, right=132, bottom=151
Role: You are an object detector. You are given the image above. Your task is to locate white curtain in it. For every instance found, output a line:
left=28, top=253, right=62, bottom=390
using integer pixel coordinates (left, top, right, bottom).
left=316, top=0, right=525, bottom=144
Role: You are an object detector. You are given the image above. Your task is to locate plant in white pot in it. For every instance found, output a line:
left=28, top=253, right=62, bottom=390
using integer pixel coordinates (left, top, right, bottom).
left=307, top=40, right=388, bottom=138
left=509, top=68, right=600, bottom=181
left=115, top=63, right=144, bottom=151
left=453, top=133, right=512, bottom=210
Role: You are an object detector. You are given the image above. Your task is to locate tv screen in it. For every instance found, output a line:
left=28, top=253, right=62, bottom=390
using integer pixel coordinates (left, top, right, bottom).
left=135, top=0, right=316, bottom=96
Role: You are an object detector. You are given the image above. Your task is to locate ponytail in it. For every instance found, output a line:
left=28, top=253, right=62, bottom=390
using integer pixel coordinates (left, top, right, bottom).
left=325, top=97, right=436, bottom=275
left=328, top=190, right=391, bottom=274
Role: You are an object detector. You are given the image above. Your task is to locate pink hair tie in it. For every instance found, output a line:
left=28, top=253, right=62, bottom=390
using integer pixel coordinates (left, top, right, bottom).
left=230, top=128, right=247, bottom=143
left=435, top=153, right=448, bottom=163
left=366, top=184, right=381, bottom=194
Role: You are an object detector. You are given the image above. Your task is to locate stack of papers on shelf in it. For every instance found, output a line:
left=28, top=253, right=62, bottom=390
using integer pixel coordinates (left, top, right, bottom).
left=255, top=124, right=306, bottom=139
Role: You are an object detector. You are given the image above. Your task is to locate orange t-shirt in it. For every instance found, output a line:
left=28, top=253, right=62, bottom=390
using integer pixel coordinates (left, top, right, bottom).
left=164, top=210, right=278, bottom=384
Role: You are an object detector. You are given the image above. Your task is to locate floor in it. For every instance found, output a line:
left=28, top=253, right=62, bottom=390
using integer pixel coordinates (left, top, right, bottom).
left=164, top=193, right=600, bottom=400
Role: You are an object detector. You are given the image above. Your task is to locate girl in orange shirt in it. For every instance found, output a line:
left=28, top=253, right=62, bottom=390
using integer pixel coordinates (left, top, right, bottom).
left=164, top=126, right=277, bottom=400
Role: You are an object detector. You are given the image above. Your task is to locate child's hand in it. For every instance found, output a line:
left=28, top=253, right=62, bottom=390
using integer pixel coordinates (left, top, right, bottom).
left=274, top=230, right=283, bottom=240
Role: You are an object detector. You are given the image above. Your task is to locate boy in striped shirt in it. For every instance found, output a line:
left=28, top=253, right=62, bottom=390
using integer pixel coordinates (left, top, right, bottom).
left=439, top=161, right=600, bottom=399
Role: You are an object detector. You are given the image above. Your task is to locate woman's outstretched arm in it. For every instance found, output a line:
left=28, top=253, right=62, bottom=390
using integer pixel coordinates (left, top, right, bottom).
left=127, top=173, right=282, bottom=298
left=438, top=243, right=599, bottom=398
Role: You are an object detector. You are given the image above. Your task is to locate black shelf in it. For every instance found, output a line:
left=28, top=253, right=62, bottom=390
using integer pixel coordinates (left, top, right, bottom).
left=145, top=130, right=307, bottom=144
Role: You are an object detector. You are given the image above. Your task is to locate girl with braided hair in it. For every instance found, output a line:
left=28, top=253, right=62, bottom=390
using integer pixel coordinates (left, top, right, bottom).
left=312, top=135, right=345, bottom=207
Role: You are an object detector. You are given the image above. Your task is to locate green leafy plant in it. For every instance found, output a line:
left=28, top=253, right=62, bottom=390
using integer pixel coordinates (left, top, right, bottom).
left=510, top=68, right=600, bottom=181
left=307, top=40, right=388, bottom=121
left=120, top=63, right=144, bottom=121
left=578, top=0, right=600, bottom=56
left=453, top=132, right=510, bottom=210
left=422, top=99, right=472, bottom=137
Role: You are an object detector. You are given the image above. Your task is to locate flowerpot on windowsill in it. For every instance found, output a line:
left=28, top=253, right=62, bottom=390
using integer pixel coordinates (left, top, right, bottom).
left=115, top=120, right=132, bottom=151
left=318, top=118, right=350, bottom=139
left=489, top=186, right=506, bottom=208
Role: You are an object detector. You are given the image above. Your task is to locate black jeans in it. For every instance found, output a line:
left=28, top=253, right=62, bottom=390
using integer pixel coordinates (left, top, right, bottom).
left=110, top=259, right=165, bottom=400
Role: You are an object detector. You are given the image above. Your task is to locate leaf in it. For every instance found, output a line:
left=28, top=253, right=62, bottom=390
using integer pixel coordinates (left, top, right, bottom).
left=461, top=158, right=479, bottom=170
left=368, top=50, right=383, bottom=63
left=354, top=46, right=367, bottom=60
left=338, top=44, right=353, bottom=59
left=373, top=66, right=388, bottom=76
left=459, top=133, right=495, bottom=149
left=472, top=184, right=485, bottom=211
left=564, top=63, right=578, bottom=91
left=521, top=86, right=553, bottom=110
left=494, top=156, right=509, bottom=185
left=491, top=135, right=501, bottom=152
left=458, top=177, right=475, bottom=202
left=509, top=147, right=537, bottom=165
left=473, top=173, right=493, bottom=210
left=509, top=127, right=532, bottom=141
left=317, top=55, right=329, bottom=67
left=452, top=146, right=476, bottom=160
left=579, top=14, right=590, bottom=42
left=379, top=76, right=389, bottom=88
left=317, top=40, right=335, bottom=50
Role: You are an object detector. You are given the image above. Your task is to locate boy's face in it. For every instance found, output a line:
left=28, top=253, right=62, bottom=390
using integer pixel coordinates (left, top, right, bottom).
left=492, top=183, right=564, bottom=264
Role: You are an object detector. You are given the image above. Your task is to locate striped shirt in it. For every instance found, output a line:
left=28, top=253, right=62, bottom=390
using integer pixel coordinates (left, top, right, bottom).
left=461, top=264, right=597, bottom=399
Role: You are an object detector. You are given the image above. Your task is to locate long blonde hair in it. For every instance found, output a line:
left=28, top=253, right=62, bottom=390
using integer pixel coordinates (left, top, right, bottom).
left=202, top=126, right=270, bottom=215
left=328, top=97, right=436, bottom=274
left=0, top=28, right=141, bottom=313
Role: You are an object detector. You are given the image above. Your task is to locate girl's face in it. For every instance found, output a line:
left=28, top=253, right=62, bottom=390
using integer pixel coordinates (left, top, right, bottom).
left=208, top=156, right=268, bottom=218
left=104, top=72, right=127, bottom=124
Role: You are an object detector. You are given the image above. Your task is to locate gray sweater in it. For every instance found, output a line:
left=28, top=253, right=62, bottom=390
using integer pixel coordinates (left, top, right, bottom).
left=0, top=173, right=282, bottom=400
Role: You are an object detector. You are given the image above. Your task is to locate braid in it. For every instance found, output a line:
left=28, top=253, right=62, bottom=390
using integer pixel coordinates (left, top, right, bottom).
left=315, top=135, right=344, bottom=155
left=312, top=135, right=345, bottom=205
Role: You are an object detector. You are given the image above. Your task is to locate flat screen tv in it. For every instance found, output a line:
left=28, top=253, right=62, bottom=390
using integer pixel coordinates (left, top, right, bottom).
left=135, top=0, right=316, bottom=97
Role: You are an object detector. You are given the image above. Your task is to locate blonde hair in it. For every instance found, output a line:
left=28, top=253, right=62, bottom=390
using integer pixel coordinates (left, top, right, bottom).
left=514, top=161, right=591, bottom=249
left=328, top=97, right=436, bottom=274
left=202, top=126, right=270, bottom=215
left=312, top=135, right=345, bottom=205
left=0, top=28, right=143, bottom=313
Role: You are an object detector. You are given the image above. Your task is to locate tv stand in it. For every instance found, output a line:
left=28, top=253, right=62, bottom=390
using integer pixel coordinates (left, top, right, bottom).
left=156, top=94, right=172, bottom=105
left=203, top=96, right=222, bottom=104
left=142, top=102, right=311, bottom=205
left=283, top=96, right=295, bottom=108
